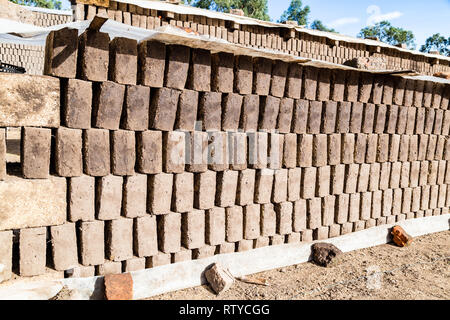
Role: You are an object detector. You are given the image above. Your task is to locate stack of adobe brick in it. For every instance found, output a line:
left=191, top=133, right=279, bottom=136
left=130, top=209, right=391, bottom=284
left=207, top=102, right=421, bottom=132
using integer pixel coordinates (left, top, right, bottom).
left=0, top=25, right=449, bottom=283
left=75, top=0, right=450, bottom=76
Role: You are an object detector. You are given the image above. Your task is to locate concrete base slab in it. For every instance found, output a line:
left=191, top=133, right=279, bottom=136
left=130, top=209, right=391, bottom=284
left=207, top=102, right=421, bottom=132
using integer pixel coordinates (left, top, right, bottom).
left=0, top=214, right=448, bottom=300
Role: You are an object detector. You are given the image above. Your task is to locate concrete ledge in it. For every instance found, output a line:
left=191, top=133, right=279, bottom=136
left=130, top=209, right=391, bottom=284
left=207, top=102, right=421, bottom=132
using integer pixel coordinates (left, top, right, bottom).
left=0, top=214, right=448, bottom=300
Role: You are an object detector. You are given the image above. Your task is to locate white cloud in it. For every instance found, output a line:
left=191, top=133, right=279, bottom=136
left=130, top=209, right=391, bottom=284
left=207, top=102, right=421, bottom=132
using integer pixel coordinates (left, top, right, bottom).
left=329, top=17, right=360, bottom=28
left=366, top=5, right=403, bottom=25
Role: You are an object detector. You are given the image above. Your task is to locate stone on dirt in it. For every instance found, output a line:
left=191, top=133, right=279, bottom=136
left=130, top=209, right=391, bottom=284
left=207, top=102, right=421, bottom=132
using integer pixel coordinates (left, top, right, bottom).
left=204, top=263, right=235, bottom=295
left=311, top=243, right=343, bottom=267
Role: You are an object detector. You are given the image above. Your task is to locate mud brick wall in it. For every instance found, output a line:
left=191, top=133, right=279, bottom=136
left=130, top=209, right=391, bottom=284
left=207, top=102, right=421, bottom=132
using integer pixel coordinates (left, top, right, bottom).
left=30, top=10, right=72, bottom=28
left=76, top=0, right=450, bottom=76
left=0, top=26, right=449, bottom=284
left=0, top=43, right=45, bottom=75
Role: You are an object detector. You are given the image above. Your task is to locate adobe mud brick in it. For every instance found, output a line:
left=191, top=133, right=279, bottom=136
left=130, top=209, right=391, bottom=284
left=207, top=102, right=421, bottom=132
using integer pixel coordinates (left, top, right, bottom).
left=376, top=134, right=389, bottom=163
left=106, top=218, right=133, bottom=262
left=186, top=132, right=208, bottom=173
left=270, top=60, right=288, bottom=98
left=50, top=223, right=78, bottom=271
left=277, top=98, right=294, bottom=133
left=193, top=245, right=216, bottom=259
left=44, top=27, right=78, bottom=78
left=21, top=127, right=51, bottom=179
left=92, top=81, right=125, bottom=130
left=198, top=92, right=222, bottom=131
left=292, top=200, right=307, bottom=232
left=111, top=130, right=136, bottom=176
left=292, top=99, right=309, bottom=134
left=361, top=103, right=375, bottom=134
left=175, top=90, right=199, bottom=132
left=62, top=79, right=92, bottom=129
left=390, top=162, right=402, bottom=189
left=182, top=210, right=205, bottom=249
left=255, top=236, right=271, bottom=248
left=0, top=129, right=5, bottom=181
left=260, top=203, right=276, bottom=236
left=134, top=215, right=158, bottom=257
left=172, top=173, right=194, bottom=213
left=408, top=135, right=419, bottom=161
left=350, top=102, right=364, bottom=133
left=285, top=63, right=302, bottom=99
left=136, top=130, right=162, bottom=174
left=371, top=75, right=384, bottom=104
left=272, top=169, right=288, bottom=203
left=78, top=30, right=110, bottom=81
left=157, top=212, right=181, bottom=253
left=345, top=71, right=359, bottom=102
left=172, top=248, right=193, bottom=264
left=332, top=164, right=345, bottom=195
left=344, top=164, right=359, bottom=194
left=124, top=258, right=146, bottom=272
left=187, top=49, right=211, bottom=92
left=317, top=166, right=331, bottom=197
left=253, top=57, right=272, bottom=95
left=316, top=68, right=331, bottom=101
left=283, top=134, right=297, bottom=168
left=211, top=52, right=234, bottom=93
left=336, top=102, right=351, bottom=133
left=19, top=227, right=46, bottom=276
left=287, top=168, right=301, bottom=202
left=225, top=206, right=243, bottom=242
left=83, top=129, right=110, bottom=176
left=123, top=174, right=147, bottom=218
left=313, top=134, right=328, bottom=167
left=208, top=131, right=228, bottom=171
left=222, top=93, right=243, bottom=131
left=122, top=85, right=150, bottom=131
left=302, top=167, right=317, bottom=199
left=216, top=170, right=238, bottom=207
left=165, top=44, right=190, bottom=90
left=307, top=198, right=322, bottom=229
left=234, top=55, right=253, bottom=95
left=359, top=73, right=373, bottom=103
left=240, top=94, right=259, bottom=132
left=259, top=96, right=281, bottom=131
left=147, top=252, right=171, bottom=268
left=275, top=202, right=293, bottom=235
left=397, top=135, right=409, bottom=162
left=0, top=231, right=12, bottom=282
left=79, top=221, right=105, bottom=266
left=424, top=108, right=435, bottom=135
left=421, top=185, right=430, bottom=210
left=150, top=88, right=181, bottom=131
left=379, top=162, right=391, bottom=190
left=353, top=133, right=367, bottom=164
left=194, top=171, right=216, bottom=210
left=322, top=101, right=337, bottom=134
left=404, top=107, right=417, bottom=135
left=403, top=79, right=415, bottom=107
left=228, top=168, right=252, bottom=206
left=322, top=195, right=336, bottom=226
left=442, top=111, right=450, bottom=135
left=205, top=207, right=225, bottom=245
left=255, top=169, right=274, bottom=204
left=96, top=175, right=123, bottom=220
left=427, top=135, right=438, bottom=160
left=68, top=176, right=95, bottom=222
left=382, top=77, right=394, bottom=105
left=393, top=78, right=406, bottom=105
left=423, top=81, right=434, bottom=108
left=308, top=101, right=322, bottom=134
left=268, top=133, right=284, bottom=170
left=302, top=66, right=318, bottom=100
left=148, top=173, right=173, bottom=215
left=229, top=132, right=247, bottom=171
left=341, top=133, right=355, bottom=164
left=327, top=134, right=341, bottom=165
left=54, top=127, right=82, bottom=177
left=138, top=40, right=165, bottom=87
left=331, top=68, right=345, bottom=102
left=433, top=109, right=443, bottom=135
left=335, top=194, right=349, bottom=224
left=373, top=104, right=386, bottom=134
left=163, top=131, right=185, bottom=173
left=109, top=37, right=137, bottom=85
left=396, top=106, right=408, bottom=134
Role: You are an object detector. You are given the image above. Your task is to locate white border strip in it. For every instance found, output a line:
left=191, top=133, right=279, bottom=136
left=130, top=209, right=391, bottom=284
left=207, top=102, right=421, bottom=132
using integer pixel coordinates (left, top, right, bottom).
left=0, top=214, right=448, bottom=300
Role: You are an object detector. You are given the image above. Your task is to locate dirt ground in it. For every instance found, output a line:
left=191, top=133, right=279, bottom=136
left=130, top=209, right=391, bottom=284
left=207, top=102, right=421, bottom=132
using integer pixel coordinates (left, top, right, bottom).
left=149, top=230, right=450, bottom=300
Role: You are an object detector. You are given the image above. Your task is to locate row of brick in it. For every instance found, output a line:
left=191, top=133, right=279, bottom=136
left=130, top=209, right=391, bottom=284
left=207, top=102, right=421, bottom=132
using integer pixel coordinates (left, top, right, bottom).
left=13, top=122, right=450, bottom=179
left=78, top=2, right=450, bottom=76
left=44, top=28, right=450, bottom=107
left=2, top=201, right=448, bottom=278
left=61, top=78, right=450, bottom=136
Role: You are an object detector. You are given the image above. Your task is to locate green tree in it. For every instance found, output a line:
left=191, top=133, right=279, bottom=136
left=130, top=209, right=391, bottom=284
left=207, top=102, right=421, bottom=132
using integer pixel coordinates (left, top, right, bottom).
left=310, top=20, right=336, bottom=33
left=9, top=0, right=62, bottom=10
left=358, top=21, right=415, bottom=49
left=420, top=33, right=450, bottom=56
left=184, top=0, right=270, bottom=21
left=278, top=0, right=310, bottom=26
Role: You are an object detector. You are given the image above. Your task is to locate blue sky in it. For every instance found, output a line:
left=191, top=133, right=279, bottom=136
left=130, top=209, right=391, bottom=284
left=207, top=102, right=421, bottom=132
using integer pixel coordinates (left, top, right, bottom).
left=61, top=0, right=450, bottom=49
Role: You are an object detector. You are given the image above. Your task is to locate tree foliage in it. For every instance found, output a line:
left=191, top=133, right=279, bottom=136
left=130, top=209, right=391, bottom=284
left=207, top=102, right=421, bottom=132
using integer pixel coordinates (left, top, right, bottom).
left=358, top=21, right=415, bottom=49
left=278, top=0, right=310, bottom=26
left=420, top=33, right=450, bottom=56
left=9, top=0, right=62, bottom=10
left=184, top=0, right=270, bottom=21
left=310, top=20, right=336, bottom=33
